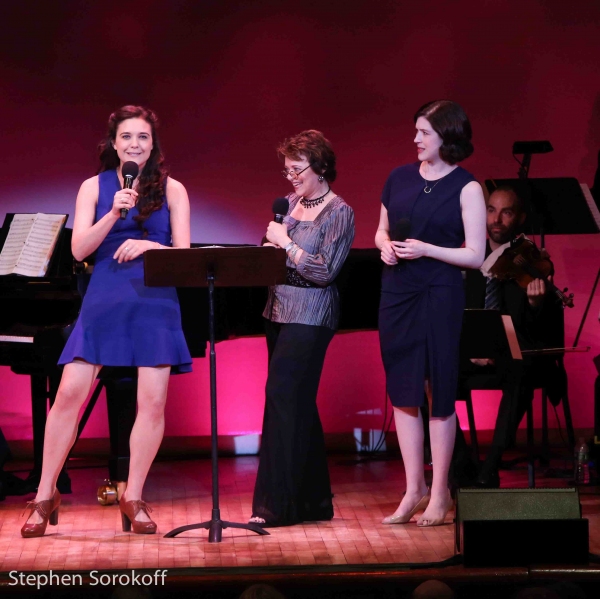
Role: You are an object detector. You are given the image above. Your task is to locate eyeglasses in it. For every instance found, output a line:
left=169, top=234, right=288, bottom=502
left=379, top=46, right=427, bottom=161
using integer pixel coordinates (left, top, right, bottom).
left=281, top=163, right=314, bottom=180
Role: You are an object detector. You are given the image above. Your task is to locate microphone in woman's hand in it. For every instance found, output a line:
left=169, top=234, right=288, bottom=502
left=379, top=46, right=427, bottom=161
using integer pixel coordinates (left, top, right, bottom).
left=121, top=161, right=139, bottom=220
left=392, top=218, right=411, bottom=242
left=272, top=197, right=289, bottom=224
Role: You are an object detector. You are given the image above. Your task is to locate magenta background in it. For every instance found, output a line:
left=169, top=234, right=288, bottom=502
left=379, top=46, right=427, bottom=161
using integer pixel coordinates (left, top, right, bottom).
left=0, top=1, right=599, bottom=444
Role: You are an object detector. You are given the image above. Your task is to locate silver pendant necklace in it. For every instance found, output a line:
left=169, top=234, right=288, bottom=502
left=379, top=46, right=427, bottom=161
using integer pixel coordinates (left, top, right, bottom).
left=423, top=178, right=443, bottom=194
left=422, top=165, right=454, bottom=193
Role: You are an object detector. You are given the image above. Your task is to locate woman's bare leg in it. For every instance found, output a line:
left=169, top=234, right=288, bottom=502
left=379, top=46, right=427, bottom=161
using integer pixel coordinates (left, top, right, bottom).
left=419, top=380, right=455, bottom=524
left=28, top=361, right=101, bottom=523
left=387, top=406, right=429, bottom=519
left=124, top=365, right=170, bottom=521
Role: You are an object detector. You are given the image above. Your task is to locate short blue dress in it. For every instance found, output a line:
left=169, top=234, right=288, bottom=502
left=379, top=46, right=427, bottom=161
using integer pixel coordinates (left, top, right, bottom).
left=59, top=170, right=192, bottom=373
left=379, top=163, right=475, bottom=417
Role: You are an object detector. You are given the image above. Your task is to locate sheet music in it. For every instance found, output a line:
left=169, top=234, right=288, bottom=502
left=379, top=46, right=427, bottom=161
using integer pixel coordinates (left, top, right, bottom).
left=580, top=183, right=600, bottom=232
left=0, top=213, right=66, bottom=277
left=0, top=214, right=36, bottom=275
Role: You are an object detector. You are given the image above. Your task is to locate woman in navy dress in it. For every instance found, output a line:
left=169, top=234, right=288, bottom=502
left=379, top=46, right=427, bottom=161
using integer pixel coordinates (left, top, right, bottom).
left=21, top=105, right=192, bottom=537
left=376, top=101, right=486, bottom=527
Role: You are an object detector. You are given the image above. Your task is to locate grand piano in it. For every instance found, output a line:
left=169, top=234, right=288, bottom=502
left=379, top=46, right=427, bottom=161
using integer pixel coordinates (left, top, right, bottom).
left=0, top=217, right=382, bottom=494
left=0, top=215, right=79, bottom=493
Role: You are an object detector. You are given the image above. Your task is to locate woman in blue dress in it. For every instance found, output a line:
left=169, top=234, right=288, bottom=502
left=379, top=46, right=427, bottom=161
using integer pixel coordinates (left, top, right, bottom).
left=21, top=105, right=192, bottom=537
left=376, top=101, right=486, bottom=527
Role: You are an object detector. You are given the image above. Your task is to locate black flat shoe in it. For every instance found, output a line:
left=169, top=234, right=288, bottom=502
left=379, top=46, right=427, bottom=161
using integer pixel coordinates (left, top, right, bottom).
left=449, top=459, right=479, bottom=488
left=475, top=469, right=500, bottom=489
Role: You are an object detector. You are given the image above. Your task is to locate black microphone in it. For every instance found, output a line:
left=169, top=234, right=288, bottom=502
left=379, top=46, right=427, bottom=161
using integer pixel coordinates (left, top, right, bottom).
left=272, top=197, right=289, bottom=224
left=392, top=218, right=411, bottom=242
left=120, top=161, right=139, bottom=220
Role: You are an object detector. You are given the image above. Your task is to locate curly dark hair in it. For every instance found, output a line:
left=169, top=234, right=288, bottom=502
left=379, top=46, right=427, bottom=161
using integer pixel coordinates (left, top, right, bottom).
left=277, top=130, right=337, bottom=183
left=97, top=105, right=168, bottom=224
left=414, top=100, right=474, bottom=164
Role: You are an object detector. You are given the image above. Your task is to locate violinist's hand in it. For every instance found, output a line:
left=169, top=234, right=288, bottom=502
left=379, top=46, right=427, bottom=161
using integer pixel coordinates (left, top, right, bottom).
left=392, top=239, right=429, bottom=260
left=471, top=358, right=495, bottom=367
left=527, top=278, right=546, bottom=308
left=266, top=221, right=290, bottom=249
left=380, top=239, right=398, bottom=265
left=111, top=189, right=138, bottom=218
left=114, top=239, right=156, bottom=263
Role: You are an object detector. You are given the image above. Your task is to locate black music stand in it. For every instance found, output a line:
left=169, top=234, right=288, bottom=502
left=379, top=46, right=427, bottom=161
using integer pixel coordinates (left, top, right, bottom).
left=144, top=246, right=286, bottom=542
left=460, top=309, right=522, bottom=363
left=484, top=177, right=600, bottom=244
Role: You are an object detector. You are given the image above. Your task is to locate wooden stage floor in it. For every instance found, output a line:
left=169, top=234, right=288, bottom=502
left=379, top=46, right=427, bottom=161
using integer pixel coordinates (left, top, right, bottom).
left=1, top=454, right=599, bottom=597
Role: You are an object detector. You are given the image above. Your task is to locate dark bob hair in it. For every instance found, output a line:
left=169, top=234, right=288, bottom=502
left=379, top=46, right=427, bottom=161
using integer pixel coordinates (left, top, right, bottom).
left=414, top=100, right=473, bottom=164
left=97, top=105, right=168, bottom=224
left=277, top=130, right=337, bottom=183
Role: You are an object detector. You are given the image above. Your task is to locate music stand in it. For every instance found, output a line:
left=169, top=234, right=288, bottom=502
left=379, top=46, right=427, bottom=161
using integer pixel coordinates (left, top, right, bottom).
left=460, top=309, right=522, bottom=363
left=144, top=246, right=287, bottom=542
left=484, top=178, right=600, bottom=242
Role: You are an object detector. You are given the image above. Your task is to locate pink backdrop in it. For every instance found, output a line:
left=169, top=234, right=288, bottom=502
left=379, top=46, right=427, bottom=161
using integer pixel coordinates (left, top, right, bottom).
left=0, top=1, right=599, bottom=446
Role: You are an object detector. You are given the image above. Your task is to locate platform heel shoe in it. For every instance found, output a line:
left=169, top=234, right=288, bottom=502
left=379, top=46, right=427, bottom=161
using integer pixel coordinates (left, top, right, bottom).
left=119, top=498, right=157, bottom=534
left=20, top=489, right=61, bottom=538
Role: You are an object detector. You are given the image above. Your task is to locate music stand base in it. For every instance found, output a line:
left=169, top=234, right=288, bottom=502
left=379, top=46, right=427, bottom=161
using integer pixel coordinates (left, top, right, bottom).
left=164, top=516, right=269, bottom=542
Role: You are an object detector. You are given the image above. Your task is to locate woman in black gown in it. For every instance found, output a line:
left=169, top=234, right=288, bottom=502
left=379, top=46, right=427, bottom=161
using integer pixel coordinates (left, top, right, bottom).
left=375, top=101, right=486, bottom=527
left=250, top=130, right=355, bottom=527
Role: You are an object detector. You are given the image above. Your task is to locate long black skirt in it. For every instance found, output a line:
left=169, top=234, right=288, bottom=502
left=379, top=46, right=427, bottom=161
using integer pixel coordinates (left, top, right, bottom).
left=251, top=320, right=335, bottom=527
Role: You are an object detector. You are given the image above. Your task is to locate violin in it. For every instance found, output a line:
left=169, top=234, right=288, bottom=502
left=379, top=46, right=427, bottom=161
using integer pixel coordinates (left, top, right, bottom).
left=489, top=236, right=574, bottom=308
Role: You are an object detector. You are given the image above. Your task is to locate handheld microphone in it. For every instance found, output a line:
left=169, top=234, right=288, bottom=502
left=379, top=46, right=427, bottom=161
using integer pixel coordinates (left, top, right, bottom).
left=392, top=218, right=411, bottom=242
left=272, top=197, right=289, bottom=224
left=120, top=161, right=139, bottom=220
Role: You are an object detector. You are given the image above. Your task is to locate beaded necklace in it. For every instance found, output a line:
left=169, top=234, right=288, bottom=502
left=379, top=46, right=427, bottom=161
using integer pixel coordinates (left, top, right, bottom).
left=300, top=186, right=330, bottom=208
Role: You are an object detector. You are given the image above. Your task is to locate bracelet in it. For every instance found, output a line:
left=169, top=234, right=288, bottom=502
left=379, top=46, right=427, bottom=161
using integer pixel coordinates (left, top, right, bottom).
left=288, top=243, right=300, bottom=260
left=283, top=241, right=295, bottom=252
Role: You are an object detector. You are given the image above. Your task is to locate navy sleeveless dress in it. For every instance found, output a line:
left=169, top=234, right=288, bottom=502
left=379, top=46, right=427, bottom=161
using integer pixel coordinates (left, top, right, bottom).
left=59, top=170, right=192, bottom=373
left=379, top=163, right=475, bottom=417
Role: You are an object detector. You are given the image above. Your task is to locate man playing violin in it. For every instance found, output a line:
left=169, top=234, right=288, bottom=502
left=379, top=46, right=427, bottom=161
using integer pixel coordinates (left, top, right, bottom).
left=453, top=185, right=564, bottom=488
left=479, top=186, right=546, bottom=312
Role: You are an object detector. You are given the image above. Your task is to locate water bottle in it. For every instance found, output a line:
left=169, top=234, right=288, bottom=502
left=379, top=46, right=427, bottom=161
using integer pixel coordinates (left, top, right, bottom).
left=574, top=438, right=590, bottom=485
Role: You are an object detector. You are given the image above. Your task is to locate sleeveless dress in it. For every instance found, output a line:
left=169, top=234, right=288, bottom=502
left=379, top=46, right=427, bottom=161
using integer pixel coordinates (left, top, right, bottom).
left=59, top=170, right=192, bottom=373
left=378, top=162, right=475, bottom=417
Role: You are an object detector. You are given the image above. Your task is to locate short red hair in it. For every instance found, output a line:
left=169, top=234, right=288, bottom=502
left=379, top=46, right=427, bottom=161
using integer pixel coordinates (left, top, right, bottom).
left=277, top=130, right=337, bottom=182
